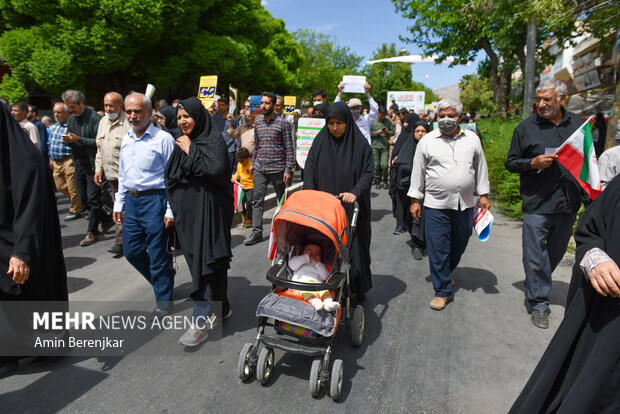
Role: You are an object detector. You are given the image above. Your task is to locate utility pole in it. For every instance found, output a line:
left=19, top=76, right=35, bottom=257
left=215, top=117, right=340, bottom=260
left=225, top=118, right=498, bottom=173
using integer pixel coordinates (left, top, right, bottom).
left=523, top=17, right=537, bottom=117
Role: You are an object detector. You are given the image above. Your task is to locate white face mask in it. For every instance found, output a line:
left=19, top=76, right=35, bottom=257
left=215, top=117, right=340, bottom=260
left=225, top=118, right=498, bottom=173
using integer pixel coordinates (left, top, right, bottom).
left=105, top=112, right=119, bottom=121
left=313, top=101, right=323, bottom=106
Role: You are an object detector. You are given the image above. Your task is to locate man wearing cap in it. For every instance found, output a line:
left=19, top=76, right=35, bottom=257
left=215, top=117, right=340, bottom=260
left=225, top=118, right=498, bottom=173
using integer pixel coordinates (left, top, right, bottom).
left=409, top=98, right=490, bottom=311
left=370, top=106, right=394, bottom=189
left=334, top=81, right=378, bottom=145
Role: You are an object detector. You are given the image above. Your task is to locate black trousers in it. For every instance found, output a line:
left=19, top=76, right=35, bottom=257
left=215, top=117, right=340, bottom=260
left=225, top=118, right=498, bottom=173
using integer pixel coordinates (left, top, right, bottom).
left=191, top=268, right=230, bottom=318
left=73, top=157, right=110, bottom=234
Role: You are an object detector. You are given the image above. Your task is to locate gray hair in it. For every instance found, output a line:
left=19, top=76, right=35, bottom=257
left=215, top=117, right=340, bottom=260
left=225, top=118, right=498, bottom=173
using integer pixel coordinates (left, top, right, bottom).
left=536, top=78, right=567, bottom=97
left=41, top=115, right=53, bottom=123
left=61, top=90, right=86, bottom=105
left=436, top=98, right=463, bottom=116
left=125, top=92, right=152, bottom=112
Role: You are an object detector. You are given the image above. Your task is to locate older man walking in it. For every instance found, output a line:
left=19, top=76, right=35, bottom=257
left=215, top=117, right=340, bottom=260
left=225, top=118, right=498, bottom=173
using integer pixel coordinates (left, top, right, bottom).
left=48, top=102, right=82, bottom=220
left=95, top=92, right=130, bottom=258
left=62, top=89, right=113, bottom=247
left=409, top=98, right=491, bottom=310
left=505, top=78, right=583, bottom=329
left=112, top=93, right=175, bottom=314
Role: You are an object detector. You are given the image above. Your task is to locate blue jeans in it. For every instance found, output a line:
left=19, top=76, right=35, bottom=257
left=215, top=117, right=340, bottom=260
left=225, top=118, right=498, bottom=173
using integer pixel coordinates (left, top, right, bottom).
left=123, top=190, right=174, bottom=309
left=425, top=208, right=474, bottom=297
left=522, top=213, right=576, bottom=311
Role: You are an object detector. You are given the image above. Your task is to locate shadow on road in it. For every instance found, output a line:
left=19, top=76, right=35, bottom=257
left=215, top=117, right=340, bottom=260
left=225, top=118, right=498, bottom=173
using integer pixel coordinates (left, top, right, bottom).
left=424, top=266, right=500, bottom=295
left=370, top=209, right=391, bottom=222
left=64, top=256, right=97, bottom=272
left=511, top=280, right=569, bottom=312
left=66, top=277, right=94, bottom=294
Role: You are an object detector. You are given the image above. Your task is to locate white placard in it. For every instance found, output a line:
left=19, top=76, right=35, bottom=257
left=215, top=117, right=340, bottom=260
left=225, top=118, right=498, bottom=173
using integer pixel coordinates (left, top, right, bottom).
left=342, top=75, right=366, bottom=94
left=387, top=91, right=426, bottom=112
left=296, top=118, right=325, bottom=169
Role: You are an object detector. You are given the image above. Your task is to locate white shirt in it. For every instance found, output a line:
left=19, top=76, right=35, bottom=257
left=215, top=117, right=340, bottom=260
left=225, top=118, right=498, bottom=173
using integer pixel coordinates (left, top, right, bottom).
left=289, top=254, right=329, bottom=283
left=407, top=128, right=490, bottom=210
left=598, top=145, right=620, bottom=190
left=20, top=119, right=40, bottom=149
left=334, top=95, right=378, bottom=145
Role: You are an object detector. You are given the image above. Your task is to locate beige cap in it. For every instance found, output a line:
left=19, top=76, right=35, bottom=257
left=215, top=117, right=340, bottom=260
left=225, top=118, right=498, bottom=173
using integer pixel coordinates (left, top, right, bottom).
left=347, top=98, right=363, bottom=108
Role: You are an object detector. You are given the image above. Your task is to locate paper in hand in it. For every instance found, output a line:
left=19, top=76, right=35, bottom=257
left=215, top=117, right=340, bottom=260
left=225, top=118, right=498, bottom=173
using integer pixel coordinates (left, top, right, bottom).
left=342, top=75, right=366, bottom=93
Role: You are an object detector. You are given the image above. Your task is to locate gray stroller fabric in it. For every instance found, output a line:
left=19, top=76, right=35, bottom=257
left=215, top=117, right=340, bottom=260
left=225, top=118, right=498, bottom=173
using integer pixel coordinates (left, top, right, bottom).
left=256, top=293, right=337, bottom=337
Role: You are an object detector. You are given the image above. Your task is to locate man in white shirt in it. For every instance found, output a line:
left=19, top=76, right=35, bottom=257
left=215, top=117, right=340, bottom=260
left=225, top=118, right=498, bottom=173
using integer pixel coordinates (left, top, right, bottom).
left=10, top=102, right=39, bottom=149
left=334, top=81, right=378, bottom=145
left=408, top=98, right=491, bottom=311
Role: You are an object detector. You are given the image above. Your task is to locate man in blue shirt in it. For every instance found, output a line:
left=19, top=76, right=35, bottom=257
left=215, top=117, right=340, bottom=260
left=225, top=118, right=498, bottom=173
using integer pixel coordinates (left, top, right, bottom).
left=213, top=95, right=239, bottom=171
left=27, top=104, right=49, bottom=157
left=48, top=102, right=82, bottom=220
left=112, top=93, right=176, bottom=314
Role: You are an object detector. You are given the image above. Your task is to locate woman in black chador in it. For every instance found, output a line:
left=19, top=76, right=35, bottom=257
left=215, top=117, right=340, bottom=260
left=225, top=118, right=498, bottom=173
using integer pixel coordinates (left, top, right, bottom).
left=165, top=97, right=233, bottom=347
left=303, top=102, right=374, bottom=302
left=510, top=175, right=620, bottom=413
left=0, top=102, right=67, bottom=368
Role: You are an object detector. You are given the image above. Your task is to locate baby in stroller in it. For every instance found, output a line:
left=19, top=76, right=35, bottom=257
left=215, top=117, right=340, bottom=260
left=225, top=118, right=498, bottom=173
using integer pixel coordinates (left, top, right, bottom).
left=289, top=243, right=341, bottom=312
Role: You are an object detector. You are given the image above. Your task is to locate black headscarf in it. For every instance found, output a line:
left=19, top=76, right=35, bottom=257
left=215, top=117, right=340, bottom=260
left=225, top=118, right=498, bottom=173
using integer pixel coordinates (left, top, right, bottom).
left=164, top=97, right=233, bottom=284
left=390, top=120, right=429, bottom=193
left=304, top=102, right=374, bottom=300
left=0, top=102, right=67, bottom=301
left=312, top=103, right=328, bottom=119
left=392, top=113, right=418, bottom=158
left=159, top=105, right=182, bottom=138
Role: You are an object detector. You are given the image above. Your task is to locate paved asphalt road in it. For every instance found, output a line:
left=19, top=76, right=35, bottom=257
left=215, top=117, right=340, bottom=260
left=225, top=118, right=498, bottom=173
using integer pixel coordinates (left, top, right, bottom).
left=0, top=181, right=574, bottom=413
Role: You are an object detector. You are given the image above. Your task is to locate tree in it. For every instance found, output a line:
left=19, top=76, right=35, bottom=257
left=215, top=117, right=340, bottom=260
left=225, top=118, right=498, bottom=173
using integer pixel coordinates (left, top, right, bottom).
left=0, top=0, right=303, bottom=103
left=459, top=74, right=495, bottom=116
left=292, top=29, right=363, bottom=103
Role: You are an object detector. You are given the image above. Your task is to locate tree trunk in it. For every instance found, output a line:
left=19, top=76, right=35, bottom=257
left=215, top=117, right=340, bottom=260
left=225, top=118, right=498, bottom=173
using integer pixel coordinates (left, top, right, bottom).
left=605, top=83, right=620, bottom=150
left=498, top=67, right=512, bottom=117
left=479, top=37, right=500, bottom=109
left=523, top=17, right=537, bottom=118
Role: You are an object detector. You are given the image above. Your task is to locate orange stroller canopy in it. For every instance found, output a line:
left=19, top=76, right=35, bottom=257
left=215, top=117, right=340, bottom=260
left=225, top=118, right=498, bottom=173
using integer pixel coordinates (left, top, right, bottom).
left=272, top=190, right=349, bottom=263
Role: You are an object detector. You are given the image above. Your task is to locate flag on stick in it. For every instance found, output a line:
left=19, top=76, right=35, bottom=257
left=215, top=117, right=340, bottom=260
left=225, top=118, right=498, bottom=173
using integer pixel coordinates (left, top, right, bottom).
left=233, top=182, right=245, bottom=213
left=554, top=117, right=601, bottom=200
left=267, top=189, right=287, bottom=260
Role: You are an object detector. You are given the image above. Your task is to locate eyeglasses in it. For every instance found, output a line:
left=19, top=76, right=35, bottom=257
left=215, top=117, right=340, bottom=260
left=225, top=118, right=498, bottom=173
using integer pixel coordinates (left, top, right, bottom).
left=533, top=97, right=557, bottom=104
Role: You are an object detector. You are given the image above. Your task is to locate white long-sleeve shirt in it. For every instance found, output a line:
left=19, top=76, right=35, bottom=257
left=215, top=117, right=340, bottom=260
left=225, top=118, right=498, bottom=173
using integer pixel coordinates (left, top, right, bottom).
left=289, top=254, right=329, bottom=283
left=334, top=95, right=378, bottom=145
left=407, top=128, right=490, bottom=210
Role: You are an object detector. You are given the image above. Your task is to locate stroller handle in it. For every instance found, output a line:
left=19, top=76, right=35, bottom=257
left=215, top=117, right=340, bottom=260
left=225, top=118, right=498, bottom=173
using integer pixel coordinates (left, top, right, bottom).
left=335, top=197, right=359, bottom=251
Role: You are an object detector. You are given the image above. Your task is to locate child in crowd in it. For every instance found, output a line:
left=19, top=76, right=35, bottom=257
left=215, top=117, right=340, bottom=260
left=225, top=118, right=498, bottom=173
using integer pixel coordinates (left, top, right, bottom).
left=231, top=147, right=253, bottom=228
left=289, top=243, right=340, bottom=312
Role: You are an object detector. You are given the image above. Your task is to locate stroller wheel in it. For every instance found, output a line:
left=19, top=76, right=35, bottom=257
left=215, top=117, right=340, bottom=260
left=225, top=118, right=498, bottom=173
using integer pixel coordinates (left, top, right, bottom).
left=351, top=306, right=365, bottom=347
left=330, top=359, right=344, bottom=401
left=309, top=358, right=323, bottom=397
left=237, top=343, right=254, bottom=381
left=256, top=347, right=275, bottom=385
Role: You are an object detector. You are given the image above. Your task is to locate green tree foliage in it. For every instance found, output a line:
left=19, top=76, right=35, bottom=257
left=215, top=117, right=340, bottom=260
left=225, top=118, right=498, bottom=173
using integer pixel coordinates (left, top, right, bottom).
left=364, top=43, right=436, bottom=106
left=459, top=74, right=495, bottom=116
left=292, top=29, right=363, bottom=103
left=0, top=0, right=303, bottom=102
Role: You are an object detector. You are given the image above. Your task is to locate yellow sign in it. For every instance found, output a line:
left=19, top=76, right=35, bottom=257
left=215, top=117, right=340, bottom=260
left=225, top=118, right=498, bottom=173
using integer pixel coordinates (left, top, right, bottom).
left=198, top=75, right=218, bottom=109
left=283, top=96, right=296, bottom=116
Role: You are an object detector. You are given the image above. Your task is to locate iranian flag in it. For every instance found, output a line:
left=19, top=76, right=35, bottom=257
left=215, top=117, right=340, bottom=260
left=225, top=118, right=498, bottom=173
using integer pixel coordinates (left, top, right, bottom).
left=555, top=117, right=602, bottom=200
left=233, top=182, right=245, bottom=213
left=267, top=190, right=287, bottom=260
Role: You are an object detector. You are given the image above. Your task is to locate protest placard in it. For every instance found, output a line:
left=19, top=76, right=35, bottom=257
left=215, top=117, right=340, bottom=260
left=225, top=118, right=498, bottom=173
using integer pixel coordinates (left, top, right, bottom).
left=198, top=75, right=218, bottom=109
left=343, top=75, right=366, bottom=93
left=387, top=91, right=425, bottom=112
left=283, top=96, right=296, bottom=116
left=296, top=118, right=325, bottom=168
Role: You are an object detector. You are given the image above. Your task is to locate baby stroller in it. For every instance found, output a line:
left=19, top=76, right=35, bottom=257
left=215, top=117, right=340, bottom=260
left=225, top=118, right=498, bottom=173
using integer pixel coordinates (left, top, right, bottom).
left=237, top=190, right=365, bottom=400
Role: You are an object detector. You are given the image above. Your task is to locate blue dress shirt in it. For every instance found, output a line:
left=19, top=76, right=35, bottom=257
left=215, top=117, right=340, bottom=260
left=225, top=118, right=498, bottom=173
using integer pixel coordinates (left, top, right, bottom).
left=114, top=123, right=175, bottom=218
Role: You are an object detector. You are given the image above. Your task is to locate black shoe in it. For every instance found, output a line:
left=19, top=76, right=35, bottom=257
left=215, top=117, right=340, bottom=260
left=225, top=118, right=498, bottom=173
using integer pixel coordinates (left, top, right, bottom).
left=412, top=247, right=423, bottom=260
left=375, top=182, right=382, bottom=190
left=531, top=309, right=550, bottom=329
left=108, top=244, right=123, bottom=258
left=64, top=212, right=81, bottom=221
left=383, top=182, right=389, bottom=189
left=244, top=233, right=263, bottom=246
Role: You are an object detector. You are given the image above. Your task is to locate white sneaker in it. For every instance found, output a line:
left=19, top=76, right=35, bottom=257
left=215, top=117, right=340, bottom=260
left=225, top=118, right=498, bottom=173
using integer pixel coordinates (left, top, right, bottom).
left=178, top=327, right=208, bottom=346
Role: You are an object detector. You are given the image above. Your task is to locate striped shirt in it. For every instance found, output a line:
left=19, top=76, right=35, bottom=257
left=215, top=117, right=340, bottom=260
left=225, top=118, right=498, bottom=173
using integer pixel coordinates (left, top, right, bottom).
left=252, top=115, right=294, bottom=174
left=47, top=121, right=72, bottom=160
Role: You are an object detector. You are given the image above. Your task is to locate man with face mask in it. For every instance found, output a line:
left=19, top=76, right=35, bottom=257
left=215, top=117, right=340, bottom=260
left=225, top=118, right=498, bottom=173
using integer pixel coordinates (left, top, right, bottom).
left=311, top=89, right=327, bottom=106
left=408, top=98, right=491, bottom=311
left=505, top=78, right=583, bottom=329
left=94, top=92, right=130, bottom=257
left=334, top=81, right=378, bottom=145
left=113, top=92, right=176, bottom=315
